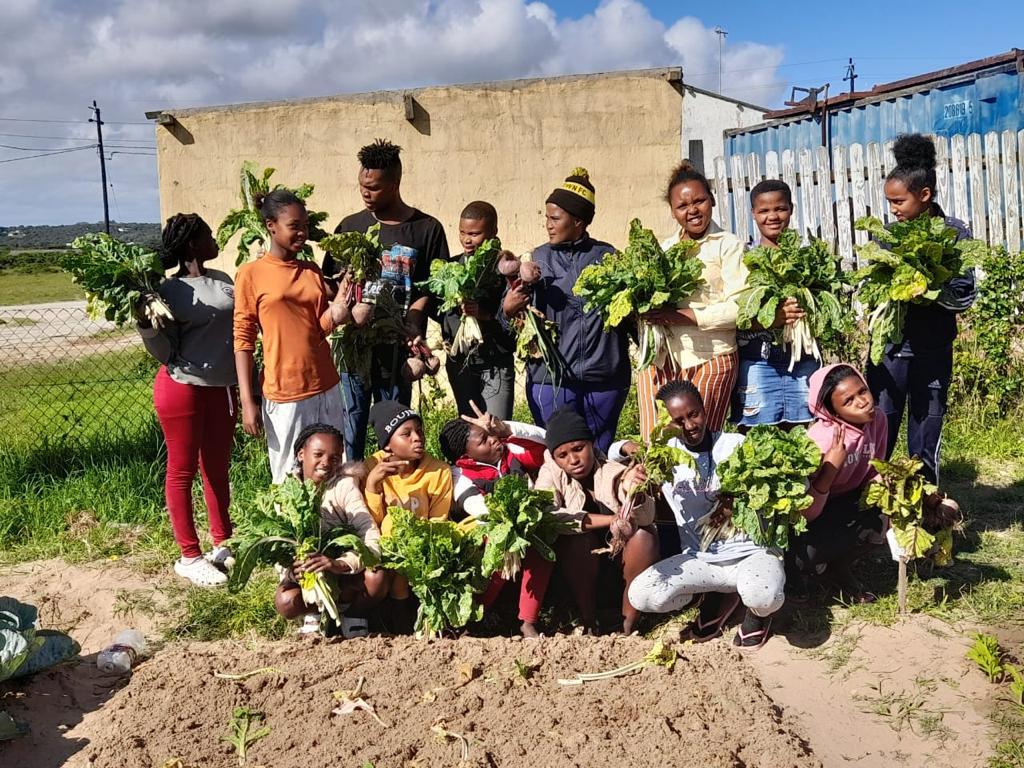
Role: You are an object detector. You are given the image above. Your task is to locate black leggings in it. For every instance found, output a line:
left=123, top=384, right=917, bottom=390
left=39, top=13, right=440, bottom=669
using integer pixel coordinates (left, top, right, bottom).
left=790, top=491, right=882, bottom=572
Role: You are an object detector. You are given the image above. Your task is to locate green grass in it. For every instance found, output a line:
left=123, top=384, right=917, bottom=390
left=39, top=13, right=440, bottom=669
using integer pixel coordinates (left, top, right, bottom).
left=0, top=270, right=82, bottom=305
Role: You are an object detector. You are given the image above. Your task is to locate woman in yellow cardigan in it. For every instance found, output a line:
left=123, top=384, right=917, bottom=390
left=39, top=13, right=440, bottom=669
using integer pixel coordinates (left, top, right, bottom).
left=637, top=161, right=747, bottom=439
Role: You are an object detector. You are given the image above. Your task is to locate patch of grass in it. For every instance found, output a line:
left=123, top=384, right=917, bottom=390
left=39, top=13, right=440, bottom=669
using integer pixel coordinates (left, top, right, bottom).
left=855, top=677, right=956, bottom=741
left=807, top=627, right=863, bottom=677
left=0, top=270, right=83, bottom=305
left=161, top=570, right=288, bottom=642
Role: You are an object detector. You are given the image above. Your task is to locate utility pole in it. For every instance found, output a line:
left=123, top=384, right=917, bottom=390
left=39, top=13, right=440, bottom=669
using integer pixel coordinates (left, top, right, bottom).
left=844, top=58, right=858, bottom=94
left=89, top=100, right=110, bottom=234
left=714, top=26, right=728, bottom=93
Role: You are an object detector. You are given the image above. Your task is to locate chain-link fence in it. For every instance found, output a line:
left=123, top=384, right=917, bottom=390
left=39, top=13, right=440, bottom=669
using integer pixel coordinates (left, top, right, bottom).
left=0, top=301, right=158, bottom=452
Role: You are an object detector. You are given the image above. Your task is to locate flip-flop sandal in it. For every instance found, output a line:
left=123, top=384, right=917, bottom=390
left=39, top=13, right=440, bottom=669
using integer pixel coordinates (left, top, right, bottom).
left=689, top=593, right=741, bottom=642
left=340, top=615, right=369, bottom=639
left=733, top=616, right=773, bottom=652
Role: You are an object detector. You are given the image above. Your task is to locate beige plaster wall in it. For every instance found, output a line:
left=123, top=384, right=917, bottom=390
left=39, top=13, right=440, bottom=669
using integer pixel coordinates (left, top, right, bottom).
left=153, top=70, right=688, bottom=274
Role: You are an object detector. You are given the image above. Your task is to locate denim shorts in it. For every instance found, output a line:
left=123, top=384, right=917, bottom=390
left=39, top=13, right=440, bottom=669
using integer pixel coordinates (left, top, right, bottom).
left=730, top=353, right=818, bottom=426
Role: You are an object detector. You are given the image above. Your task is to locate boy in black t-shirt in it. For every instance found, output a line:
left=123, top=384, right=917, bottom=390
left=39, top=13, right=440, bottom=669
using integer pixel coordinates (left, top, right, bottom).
left=325, top=139, right=450, bottom=460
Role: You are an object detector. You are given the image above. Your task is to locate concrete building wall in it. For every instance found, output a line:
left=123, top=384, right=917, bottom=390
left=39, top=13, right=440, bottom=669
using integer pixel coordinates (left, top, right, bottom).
left=680, top=85, right=765, bottom=175
left=153, top=69, right=704, bottom=274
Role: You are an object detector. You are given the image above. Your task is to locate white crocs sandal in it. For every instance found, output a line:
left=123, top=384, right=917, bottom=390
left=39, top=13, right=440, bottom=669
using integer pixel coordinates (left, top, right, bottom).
left=205, top=546, right=236, bottom=572
left=340, top=615, right=369, bottom=639
left=174, top=556, right=228, bottom=587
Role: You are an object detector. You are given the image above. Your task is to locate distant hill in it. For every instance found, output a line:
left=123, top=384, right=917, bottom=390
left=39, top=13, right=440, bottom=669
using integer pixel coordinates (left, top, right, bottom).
left=0, top=222, right=161, bottom=250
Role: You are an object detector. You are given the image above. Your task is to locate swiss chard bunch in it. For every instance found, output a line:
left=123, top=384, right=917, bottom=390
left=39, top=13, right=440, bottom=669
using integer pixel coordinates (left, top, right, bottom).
left=853, top=215, right=984, bottom=364
left=379, top=508, right=489, bottom=637
left=63, top=233, right=173, bottom=328
left=626, top=407, right=696, bottom=492
left=737, top=230, right=849, bottom=371
left=226, top=477, right=378, bottom=623
left=478, top=474, right=574, bottom=581
left=318, top=224, right=383, bottom=284
left=717, top=425, right=820, bottom=550
left=216, top=162, right=329, bottom=265
left=328, top=288, right=405, bottom=379
left=861, top=455, right=940, bottom=560
left=418, top=238, right=504, bottom=357
left=573, top=218, right=704, bottom=370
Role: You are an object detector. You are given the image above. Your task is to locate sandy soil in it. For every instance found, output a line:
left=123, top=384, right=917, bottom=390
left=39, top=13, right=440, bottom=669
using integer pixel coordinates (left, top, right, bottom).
left=0, top=559, right=1006, bottom=768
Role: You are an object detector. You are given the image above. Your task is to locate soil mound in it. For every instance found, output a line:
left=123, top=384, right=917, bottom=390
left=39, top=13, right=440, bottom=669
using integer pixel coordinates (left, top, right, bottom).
left=55, top=635, right=818, bottom=768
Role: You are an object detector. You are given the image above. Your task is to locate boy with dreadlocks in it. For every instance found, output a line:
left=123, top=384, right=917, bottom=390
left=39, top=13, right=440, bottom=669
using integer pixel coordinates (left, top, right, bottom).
left=326, top=139, right=451, bottom=460
left=138, top=213, right=238, bottom=587
left=438, top=404, right=549, bottom=636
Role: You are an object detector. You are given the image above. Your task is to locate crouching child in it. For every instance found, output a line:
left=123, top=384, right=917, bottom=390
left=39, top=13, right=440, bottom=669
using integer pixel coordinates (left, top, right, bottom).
left=535, top=407, right=660, bottom=635
left=625, top=381, right=785, bottom=650
left=274, top=424, right=387, bottom=638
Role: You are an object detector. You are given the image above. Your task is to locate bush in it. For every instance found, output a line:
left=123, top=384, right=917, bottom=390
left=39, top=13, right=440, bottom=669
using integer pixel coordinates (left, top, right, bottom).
left=952, top=246, right=1024, bottom=418
left=0, top=250, right=66, bottom=274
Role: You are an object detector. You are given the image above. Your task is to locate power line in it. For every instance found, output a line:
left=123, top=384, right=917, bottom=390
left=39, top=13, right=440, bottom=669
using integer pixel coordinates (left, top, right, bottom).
left=0, top=116, right=152, bottom=126
left=0, top=131, right=155, bottom=146
left=1, top=142, right=96, bottom=152
left=0, top=146, right=96, bottom=164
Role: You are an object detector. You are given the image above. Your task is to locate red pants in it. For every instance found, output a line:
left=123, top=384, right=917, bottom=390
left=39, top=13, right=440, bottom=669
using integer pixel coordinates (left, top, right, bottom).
left=480, top=548, right=554, bottom=624
left=153, top=367, right=237, bottom=559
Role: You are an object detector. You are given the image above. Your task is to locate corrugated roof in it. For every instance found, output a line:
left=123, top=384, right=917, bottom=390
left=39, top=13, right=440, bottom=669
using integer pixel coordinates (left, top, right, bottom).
left=763, top=48, right=1023, bottom=120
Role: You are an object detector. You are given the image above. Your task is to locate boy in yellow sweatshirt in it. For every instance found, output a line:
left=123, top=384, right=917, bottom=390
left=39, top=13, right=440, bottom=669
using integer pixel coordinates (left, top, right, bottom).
left=362, top=401, right=452, bottom=631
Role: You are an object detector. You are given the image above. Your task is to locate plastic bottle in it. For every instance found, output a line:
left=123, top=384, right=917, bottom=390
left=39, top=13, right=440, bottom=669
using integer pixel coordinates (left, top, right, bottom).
left=96, top=629, right=146, bottom=674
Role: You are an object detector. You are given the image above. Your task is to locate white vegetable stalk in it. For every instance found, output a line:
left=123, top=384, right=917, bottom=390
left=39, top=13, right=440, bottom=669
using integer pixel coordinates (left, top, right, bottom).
left=449, top=316, right=483, bottom=357
left=781, top=317, right=821, bottom=372
left=300, top=572, right=342, bottom=622
left=637, top=321, right=676, bottom=373
left=141, top=293, right=175, bottom=330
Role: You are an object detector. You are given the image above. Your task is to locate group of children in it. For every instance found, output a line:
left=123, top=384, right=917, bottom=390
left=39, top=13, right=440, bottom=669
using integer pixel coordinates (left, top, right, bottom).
left=139, top=133, right=970, bottom=644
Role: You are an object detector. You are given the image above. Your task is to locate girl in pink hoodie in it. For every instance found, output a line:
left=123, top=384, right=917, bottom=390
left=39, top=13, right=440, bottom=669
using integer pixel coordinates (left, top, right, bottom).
left=791, top=363, right=888, bottom=602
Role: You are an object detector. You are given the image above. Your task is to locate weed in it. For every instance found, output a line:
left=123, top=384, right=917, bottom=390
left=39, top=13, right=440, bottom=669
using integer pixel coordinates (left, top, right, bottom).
left=160, top=570, right=288, bottom=642
left=855, top=678, right=956, bottom=740
left=112, top=588, right=159, bottom=620
left=807, top=628, right=862, bottom=678
left=969, top=633, right=1008, bottom=682
left=222, top=706, right=270, bottom=767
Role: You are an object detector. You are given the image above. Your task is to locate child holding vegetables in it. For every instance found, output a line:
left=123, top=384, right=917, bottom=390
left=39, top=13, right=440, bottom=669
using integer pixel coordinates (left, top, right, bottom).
left=233, top=189, right=354, bottom=482
left=274, top=424, right=387, bottom=638
left=731, top=180, right=816, bottom=431
left=534, top=407, right=659, bottom=635
left=140, top=213, right=237, bottom=587
left=500, top=168, right=632, bottom=455
left=438, top=405, right=551, bottom=637
left=864, top=134, right=976, bottom=485
left=441, top=201, right=517, bottom=419
left=362, top=400, right=453, bottom=631
left=637, top=161, right=747, bottom=440
left=625, top=381, right=786, bottom=650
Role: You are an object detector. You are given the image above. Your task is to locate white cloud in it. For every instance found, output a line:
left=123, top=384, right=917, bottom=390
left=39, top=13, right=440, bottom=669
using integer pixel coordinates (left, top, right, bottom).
left=0, top=0, right=785, bottom=225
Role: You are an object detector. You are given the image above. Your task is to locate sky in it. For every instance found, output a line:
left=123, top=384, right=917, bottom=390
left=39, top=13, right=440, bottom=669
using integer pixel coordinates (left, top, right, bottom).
left=0, top=0, right=1021, bottom=226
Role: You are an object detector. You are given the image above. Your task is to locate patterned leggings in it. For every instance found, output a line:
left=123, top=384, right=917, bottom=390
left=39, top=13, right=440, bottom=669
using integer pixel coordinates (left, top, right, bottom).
left=628, top=550, right=786, bottom=618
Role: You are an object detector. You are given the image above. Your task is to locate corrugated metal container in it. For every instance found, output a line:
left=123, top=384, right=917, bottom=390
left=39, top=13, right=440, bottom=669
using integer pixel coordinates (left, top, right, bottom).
left=725, top=50, right=1024, bottom=160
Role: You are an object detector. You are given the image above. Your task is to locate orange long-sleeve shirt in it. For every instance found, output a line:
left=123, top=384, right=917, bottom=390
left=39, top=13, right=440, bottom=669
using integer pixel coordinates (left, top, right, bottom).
left=233, top=252, right=340, bottom=403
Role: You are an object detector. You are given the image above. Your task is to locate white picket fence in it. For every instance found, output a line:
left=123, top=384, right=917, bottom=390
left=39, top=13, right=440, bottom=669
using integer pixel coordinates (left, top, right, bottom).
left=712, top=130, right=1024, bottom=267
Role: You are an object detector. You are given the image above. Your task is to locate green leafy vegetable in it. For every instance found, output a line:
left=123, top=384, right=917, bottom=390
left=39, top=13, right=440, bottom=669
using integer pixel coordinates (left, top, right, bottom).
left=736, top=229, right=849, bottom=371
left=328, top=288, right=405, bottom=379
left=573, top=218, right=704, bottom=370
left=477, top=475, right=574, bottom=580
left=628, top=406, right=695, bottom=490
left=318, top=224, right=383, bottom=283
left=379, top=507, right=488, bottom=637
left=418, top=238, right=504, bottom=357
left=853, top=215, right=984, bottom=364
left=717, top=425, right=820, bottom=550
left=225, top=477, right=378, bottom=623
left=861, top=455, right=938, bottom=560
left=216, top=161, right=329, bottom=266
left=222, top=706, right=271, bottom=767
left=62, top=233, right=173, bottom=328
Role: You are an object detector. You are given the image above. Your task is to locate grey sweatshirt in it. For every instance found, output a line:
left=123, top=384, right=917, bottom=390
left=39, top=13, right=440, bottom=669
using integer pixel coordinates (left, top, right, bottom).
left=138, top=269, right=237, bottom=387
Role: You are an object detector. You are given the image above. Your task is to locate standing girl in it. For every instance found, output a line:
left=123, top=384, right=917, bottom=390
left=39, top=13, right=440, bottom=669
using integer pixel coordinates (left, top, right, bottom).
left=501, top=168, right=631, bottom=454
left=865, top=134, right=976, bottom=484
left=731, top=180, right=816, bottom=431
left=234, top=189, right=353, bottom=482
left=139, top=213, right=237, bottom=587
left=626, top=381, right=786, bottom=649
left=637, top=161, right=747, bottom=440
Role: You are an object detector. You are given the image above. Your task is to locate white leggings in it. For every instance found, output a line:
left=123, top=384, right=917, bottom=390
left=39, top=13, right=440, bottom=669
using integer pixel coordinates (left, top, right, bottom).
left=628, top=550, right=786, bottom=618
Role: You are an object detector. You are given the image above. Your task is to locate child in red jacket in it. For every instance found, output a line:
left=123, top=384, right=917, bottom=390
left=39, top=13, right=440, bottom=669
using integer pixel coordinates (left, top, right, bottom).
left=438, top=404, right=549, bottom=637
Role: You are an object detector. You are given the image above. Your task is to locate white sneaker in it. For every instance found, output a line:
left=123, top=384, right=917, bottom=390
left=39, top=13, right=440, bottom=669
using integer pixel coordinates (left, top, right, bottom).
left=298, top=612, right=321, bottom=635
left=174, top=556, right=228, bottom=587
left=205, top=546, right=236, bottom=572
